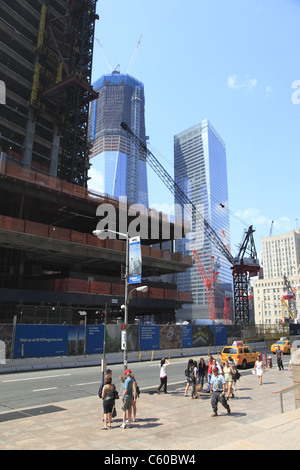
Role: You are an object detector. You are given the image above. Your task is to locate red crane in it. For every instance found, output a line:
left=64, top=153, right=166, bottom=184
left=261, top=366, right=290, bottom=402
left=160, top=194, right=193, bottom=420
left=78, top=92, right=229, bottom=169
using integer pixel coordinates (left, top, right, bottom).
left=223, top=296, right=231, bottom=324
left=192, top=249, right=219, bottom=321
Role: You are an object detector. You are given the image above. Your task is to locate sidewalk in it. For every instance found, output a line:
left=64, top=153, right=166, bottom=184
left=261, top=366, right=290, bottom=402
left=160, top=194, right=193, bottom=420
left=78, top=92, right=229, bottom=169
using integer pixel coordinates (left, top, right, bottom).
left=0, top=364, right=299, bottom=450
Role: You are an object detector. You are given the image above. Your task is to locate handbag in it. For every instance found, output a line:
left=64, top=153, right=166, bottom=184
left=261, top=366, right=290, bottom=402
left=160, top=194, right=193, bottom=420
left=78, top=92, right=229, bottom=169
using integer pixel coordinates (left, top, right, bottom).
left=195, top=383, right=202, bottom=393
left=112, top=406, right=117, bottom=418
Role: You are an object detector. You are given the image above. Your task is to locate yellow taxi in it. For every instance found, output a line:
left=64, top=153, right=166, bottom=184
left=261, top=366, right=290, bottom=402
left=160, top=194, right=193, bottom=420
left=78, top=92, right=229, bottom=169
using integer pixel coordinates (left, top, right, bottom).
left=221, top=341, right=258, bottom=369
left=271, top=338, right=291, bottom=355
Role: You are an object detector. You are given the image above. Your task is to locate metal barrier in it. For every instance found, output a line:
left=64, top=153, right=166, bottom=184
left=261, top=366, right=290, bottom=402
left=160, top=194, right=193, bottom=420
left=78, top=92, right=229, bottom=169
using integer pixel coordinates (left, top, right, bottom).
left=273, top=383, right=300, bottom=413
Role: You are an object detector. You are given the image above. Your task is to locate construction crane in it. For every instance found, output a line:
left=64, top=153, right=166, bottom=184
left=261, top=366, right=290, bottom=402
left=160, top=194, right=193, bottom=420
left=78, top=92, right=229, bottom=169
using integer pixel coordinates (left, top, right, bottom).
left=282, top=274, right=297, bottom=320
left=192, top=250, right=219, bottom=321
left=120, top=122, right=260, bottom=324
left=269, top=220, right=274, bottom=237
left=126, top=35, right=143, bottom=74
left=223, top=296, right=231, bottom=324
left=281, top=297, right=295, bottom=323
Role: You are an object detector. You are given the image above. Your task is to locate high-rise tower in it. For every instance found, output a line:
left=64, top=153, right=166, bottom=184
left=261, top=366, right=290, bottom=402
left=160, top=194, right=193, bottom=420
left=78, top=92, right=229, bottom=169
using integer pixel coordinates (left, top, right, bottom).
left=174, top=119, right=233, bottom=321
left=88, top=72, right=148, bottom=206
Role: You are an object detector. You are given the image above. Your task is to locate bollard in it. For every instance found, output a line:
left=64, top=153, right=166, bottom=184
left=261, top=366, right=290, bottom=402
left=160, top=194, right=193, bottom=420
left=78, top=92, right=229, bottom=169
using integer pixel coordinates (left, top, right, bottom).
left=267, top=356, right=272, bottom=368
left=151, top=350, right=154, bottom=362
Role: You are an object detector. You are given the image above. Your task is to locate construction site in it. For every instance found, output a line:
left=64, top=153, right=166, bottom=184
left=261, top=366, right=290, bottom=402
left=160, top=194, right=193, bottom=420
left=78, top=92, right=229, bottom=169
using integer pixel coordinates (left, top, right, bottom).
left=0, top=0, right=192, bottom=326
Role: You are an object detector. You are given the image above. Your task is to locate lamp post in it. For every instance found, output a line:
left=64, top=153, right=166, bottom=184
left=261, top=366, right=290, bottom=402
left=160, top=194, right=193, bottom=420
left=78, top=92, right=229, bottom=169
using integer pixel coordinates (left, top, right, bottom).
left=93, top=229, right=147, bottom=370
left=121, top=284, right=148, bottom=370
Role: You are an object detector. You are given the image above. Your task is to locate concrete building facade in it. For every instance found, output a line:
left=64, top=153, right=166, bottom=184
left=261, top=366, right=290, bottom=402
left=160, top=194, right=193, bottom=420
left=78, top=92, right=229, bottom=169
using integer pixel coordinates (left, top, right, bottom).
left=253, top=230, right=300, bottom=324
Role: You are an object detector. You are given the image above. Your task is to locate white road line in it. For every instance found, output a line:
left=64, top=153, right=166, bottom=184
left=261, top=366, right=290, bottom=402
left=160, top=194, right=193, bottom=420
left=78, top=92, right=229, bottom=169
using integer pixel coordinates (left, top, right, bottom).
left=2, top=374, right=71, bottom=383
left=70, top=381, right=99, bottom=386
left=32, top=387, right=58, bottom=392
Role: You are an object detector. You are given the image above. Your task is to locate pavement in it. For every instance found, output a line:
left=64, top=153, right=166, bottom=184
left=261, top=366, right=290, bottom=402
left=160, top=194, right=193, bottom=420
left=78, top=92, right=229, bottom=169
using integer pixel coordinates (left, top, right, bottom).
left=0, top=361, right=300, bottom=451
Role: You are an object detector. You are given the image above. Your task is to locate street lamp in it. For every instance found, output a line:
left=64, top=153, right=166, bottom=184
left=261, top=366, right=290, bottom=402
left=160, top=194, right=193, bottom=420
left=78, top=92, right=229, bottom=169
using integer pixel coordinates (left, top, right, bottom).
left=121, top=285, right=148, bottom=369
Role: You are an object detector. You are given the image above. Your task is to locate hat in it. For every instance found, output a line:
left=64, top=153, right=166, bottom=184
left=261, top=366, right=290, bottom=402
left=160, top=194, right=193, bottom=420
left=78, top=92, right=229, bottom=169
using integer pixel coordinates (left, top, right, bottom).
left=124, top=369, right=131, bottom=374
left=106, top=368, right=112, bottom=374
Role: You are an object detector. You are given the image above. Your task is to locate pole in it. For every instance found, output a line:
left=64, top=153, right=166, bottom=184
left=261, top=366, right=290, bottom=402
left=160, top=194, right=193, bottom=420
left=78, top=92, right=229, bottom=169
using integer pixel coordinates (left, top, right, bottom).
left=123, top=234, right=129, bottom=371
left=102, top=303, right=107, bottom=382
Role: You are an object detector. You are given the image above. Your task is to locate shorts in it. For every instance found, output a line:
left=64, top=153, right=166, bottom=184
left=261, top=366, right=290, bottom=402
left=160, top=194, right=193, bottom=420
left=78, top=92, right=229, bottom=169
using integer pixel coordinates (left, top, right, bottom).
left=121, top=398, right=133, bottom=410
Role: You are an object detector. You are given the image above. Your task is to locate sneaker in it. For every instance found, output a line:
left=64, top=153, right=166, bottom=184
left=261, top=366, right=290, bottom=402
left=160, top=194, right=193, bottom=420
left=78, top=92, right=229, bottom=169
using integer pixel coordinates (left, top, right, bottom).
left=120, top=423, right=126, bottom=429
left=227, top=406, right=231, bottom=414
left=211, top=411, right=218, bottom=417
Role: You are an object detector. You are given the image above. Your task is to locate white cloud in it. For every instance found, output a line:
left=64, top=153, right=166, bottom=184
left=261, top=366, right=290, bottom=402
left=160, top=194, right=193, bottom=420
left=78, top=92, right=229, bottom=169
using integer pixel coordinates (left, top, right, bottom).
left=227, top=75, right=258, bottom=90
left=265, top=85, right=272, bottom=99
left=234, top=208, right=292, bottom=235
left=88, top=167, right=105, bottom=193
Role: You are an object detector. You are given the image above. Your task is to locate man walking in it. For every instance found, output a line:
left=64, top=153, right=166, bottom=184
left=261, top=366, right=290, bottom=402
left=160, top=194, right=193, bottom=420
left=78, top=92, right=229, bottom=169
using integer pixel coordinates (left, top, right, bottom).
left=210, top=367, right=231, bottom=417
left=276, top=345, right=284, bottom=370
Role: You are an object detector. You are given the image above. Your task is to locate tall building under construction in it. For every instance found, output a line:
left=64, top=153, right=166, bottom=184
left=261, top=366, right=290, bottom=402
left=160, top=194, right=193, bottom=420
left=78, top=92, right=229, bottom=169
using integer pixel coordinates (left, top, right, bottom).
left=0, top=1, right=192, bottom=325
left=88, top=72, right=149, bottom=206
left=0, top=0, right=98, bottom=186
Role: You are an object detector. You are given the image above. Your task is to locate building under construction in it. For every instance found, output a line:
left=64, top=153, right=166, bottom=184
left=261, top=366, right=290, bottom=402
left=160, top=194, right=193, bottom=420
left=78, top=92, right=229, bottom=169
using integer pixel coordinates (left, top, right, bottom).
left=0, top=0, right=192, bottom=325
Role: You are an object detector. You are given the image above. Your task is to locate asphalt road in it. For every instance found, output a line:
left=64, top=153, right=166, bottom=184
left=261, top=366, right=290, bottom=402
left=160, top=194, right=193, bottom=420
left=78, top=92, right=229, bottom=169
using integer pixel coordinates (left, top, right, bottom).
left=0, top=355, right=291, bottom=413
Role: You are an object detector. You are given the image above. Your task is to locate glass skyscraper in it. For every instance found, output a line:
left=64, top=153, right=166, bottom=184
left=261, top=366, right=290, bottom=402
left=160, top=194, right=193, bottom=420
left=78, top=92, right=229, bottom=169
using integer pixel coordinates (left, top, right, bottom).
left=174, top=119, right=233, bottom=321
left=88, top=72, right=148, bottom=206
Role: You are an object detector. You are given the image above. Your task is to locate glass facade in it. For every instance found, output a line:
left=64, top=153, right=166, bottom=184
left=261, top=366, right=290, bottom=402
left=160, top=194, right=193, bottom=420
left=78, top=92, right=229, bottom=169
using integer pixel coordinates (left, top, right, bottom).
left=88, top=72, right=148, bottom=207
left=174, top=120, right=233, bottom=321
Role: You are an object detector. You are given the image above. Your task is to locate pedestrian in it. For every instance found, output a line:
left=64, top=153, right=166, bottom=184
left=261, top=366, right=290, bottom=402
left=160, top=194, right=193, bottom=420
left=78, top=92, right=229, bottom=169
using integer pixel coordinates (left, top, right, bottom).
left=207, top=356, right=214, bottom=392
left=210, top=367, right=231, bottom=417
left=120, top=371, right=140, bottom=422
left=157, top=358, right=171, bottom=394
left=212, top=359, right=223, bottom=375
left=98, top=368, right=113, bottom=423
left=276, top=345, right=284, bottom=370
left=120, top=369, right=136, bottom=429
left=184, top=358, right=197, bottom=397
left=191, top=360, right=199, bottom=399
left=223, top=360, right=235, bottom=399
left=198, top=357, right=207, bottom=390
left=101, top=375, right=116, bottom=429
left=228, top=355, right=238, bottom=390
left=254, top=355, right=265, bottom=385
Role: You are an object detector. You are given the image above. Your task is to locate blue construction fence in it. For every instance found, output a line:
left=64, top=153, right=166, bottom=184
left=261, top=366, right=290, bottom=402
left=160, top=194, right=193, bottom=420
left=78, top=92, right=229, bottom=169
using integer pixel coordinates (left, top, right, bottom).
left=0, top=323, right=247, bottom=360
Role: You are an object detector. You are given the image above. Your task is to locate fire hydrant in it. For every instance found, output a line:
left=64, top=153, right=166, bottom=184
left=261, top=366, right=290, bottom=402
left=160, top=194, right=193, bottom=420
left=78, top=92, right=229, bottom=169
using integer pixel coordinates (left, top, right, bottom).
left=267, top=356, right=272, bottom=368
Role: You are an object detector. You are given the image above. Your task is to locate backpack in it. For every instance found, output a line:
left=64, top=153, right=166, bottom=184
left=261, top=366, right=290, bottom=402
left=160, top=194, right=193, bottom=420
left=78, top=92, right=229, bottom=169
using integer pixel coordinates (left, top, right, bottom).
left=185, top=367, right=195, bottom=382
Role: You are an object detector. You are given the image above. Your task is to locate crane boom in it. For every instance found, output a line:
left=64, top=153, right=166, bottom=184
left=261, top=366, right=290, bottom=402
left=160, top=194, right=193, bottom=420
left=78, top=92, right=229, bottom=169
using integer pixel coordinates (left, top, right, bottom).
left=120, top=121, right=233, bottom=264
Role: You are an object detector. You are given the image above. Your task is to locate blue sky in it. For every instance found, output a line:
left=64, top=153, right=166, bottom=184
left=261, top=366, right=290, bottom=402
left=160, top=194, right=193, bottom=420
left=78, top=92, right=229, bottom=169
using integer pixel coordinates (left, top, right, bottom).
left=89, top=0, right=300, bottom=259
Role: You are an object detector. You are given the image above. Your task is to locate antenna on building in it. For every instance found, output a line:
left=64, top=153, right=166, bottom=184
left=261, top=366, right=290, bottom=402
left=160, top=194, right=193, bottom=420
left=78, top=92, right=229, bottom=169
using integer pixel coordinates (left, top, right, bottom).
left=295, top=218, right=299, bottom=231
left=126, top=34, right=143, bottom=74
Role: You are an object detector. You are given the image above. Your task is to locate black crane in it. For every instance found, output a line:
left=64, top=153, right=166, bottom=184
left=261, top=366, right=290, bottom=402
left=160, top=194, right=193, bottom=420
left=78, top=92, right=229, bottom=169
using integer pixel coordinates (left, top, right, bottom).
left=120, top=122, right=260, bottom=324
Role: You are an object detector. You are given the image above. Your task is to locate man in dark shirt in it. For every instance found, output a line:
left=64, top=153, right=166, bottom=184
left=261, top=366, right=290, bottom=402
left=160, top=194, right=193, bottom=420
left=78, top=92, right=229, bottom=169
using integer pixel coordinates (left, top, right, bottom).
left=276, top=346, right=284, bottom=370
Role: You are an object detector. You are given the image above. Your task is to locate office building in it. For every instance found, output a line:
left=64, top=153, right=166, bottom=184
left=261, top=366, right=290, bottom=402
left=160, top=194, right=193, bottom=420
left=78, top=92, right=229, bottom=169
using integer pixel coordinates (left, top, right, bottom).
left=174, top=119, right=233, bottom=321
left=88, top=72, right=148, bottom=206
left=253, top=230, right=300, bottom=324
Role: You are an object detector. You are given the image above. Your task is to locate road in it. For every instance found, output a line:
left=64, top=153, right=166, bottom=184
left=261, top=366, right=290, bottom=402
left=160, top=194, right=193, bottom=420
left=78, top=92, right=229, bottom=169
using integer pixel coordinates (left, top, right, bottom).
left=0, top=355, right=291, bottom=413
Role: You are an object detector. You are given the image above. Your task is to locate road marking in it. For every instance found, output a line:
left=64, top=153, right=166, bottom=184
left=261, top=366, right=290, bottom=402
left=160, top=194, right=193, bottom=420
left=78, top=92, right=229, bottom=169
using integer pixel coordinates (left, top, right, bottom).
left=32, top=387, right=58, bottom=392
left=70, top=381, right=99, bottom=386
left=2, top=374, right=71, bottom=383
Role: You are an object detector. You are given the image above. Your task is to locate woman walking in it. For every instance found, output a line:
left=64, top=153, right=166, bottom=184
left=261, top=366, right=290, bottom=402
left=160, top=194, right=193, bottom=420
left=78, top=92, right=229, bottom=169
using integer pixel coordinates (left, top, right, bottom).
left=157, top=358, right=171, bottom=394
left=254, top=355, right=265, bottom=385
left=223, top=360, right=235, bottom=399
left=101, top=376, right=116, bottom=429
left=185, top=358, right=197, bottom=398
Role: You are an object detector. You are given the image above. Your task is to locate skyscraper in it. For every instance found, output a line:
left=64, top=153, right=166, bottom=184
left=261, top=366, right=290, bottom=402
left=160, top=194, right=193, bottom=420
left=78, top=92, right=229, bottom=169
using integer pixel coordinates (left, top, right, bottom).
left=174, top=119, right=233, bottom=321
left=88, top=72, right=148, bottom=206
